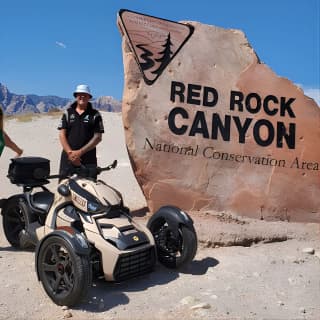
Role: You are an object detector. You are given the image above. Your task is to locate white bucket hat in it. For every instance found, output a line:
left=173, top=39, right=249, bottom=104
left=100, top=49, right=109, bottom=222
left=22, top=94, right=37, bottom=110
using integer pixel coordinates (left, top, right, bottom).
left=73, top=84, right=92, bottom=98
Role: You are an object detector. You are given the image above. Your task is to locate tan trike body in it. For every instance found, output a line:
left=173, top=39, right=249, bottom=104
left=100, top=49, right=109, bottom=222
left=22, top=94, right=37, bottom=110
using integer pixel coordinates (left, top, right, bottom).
left=1, top=157, right=197, bottom=307
left=35, top=176, right=155, bottom=281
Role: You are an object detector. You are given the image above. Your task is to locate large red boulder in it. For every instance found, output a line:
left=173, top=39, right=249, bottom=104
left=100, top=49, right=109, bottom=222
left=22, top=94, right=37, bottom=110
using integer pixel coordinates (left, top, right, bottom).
left=118, top=12, right=319, bottom=222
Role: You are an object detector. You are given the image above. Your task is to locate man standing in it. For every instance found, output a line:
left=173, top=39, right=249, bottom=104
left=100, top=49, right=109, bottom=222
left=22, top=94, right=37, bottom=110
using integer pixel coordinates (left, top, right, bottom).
left=58, top=84, right=104, bottom=179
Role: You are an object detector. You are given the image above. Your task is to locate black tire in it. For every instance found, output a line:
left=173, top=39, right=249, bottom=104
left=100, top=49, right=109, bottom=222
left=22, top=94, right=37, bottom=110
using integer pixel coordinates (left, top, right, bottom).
left=2, top=196, right=32, bottom=248
left=148, top=218, right=197, bottom=269
left=37, top=235, right=91, bottom=307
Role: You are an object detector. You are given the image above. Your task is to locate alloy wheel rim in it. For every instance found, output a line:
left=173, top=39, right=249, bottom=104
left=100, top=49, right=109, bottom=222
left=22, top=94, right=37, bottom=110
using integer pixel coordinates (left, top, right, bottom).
left=41, top=244, right=75, bottom=295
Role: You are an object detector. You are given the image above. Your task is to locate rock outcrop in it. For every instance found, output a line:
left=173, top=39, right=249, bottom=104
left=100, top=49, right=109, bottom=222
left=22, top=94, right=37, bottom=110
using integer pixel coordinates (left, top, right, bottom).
left=118, top=11, right=320, bottom=222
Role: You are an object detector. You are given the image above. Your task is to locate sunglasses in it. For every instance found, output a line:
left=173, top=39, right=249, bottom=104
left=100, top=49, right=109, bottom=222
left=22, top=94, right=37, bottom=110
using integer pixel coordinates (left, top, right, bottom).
left=76, top=93, right=90, bottom=98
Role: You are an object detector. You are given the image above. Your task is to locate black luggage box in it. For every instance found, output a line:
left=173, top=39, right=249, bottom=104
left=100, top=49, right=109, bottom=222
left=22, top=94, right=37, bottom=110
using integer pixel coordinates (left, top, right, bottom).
left=8, top=157, right=50, bottom=186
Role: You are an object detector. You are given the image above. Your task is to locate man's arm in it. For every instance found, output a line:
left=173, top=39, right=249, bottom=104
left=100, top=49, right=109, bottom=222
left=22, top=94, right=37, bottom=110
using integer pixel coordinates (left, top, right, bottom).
left=59, top=129, right=82, bottom=165
left=70, top=132, right=102, bottom=160
left=80, top=132, right=102, bottom=154
left=59, top=129, right=72, bottom=154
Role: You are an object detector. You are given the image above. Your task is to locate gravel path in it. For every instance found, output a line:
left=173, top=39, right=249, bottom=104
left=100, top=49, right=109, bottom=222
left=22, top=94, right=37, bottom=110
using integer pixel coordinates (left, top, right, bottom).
left=1, top=213, right=319, bottom=320
left=0, top=113, right=319, bottom=319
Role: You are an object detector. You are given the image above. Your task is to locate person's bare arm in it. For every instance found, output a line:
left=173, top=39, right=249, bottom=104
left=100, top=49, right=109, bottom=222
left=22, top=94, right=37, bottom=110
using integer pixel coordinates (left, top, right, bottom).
left=3, top=131, right=23, bottom=157
left=70, top=132, right=102, bottom=160
left=59, top=129, right=72, bottom=154
left=80, top=132, right=102, bottom=154
left=59, top=129, right=81, bottom=165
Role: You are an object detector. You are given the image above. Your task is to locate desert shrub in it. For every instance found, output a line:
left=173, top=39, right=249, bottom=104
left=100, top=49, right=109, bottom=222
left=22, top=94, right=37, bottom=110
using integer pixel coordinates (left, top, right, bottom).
left=15, top=113, right=40, bottom=122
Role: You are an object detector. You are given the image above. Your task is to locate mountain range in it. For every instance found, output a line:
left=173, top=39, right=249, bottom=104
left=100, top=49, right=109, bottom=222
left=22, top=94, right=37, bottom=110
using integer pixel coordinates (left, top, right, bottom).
left=0, top=82, right=122, bottom=114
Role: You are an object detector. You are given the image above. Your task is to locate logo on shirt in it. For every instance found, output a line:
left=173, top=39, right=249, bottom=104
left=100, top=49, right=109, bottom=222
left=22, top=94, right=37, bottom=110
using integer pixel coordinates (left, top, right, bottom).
left=83, top=115, right=90, bottom=123
left=70, top=114, right=76, bottom=123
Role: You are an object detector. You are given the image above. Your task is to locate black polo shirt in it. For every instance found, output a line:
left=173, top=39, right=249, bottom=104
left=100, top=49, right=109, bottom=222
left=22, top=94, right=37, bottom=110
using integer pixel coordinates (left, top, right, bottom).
left=58, top=102, right=104, bottom=163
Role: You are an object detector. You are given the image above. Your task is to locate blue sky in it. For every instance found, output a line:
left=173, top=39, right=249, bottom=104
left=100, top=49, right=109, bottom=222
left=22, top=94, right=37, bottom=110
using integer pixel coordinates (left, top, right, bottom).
left=1, top=0, right=319, bottom=104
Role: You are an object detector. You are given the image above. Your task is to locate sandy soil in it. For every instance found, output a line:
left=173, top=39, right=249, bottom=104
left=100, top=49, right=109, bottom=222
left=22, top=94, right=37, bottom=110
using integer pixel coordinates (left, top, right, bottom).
left=0, top=113, right=319, bottom=320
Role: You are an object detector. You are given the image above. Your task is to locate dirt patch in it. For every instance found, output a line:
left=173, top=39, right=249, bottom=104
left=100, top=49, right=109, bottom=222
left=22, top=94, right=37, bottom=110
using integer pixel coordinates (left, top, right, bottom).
left=1, top=212, right=320, bottom=320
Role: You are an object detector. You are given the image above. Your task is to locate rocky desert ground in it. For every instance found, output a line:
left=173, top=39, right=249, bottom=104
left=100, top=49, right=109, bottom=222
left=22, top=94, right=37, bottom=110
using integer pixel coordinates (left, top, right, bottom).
left=0, top=112, right=319, bottom=320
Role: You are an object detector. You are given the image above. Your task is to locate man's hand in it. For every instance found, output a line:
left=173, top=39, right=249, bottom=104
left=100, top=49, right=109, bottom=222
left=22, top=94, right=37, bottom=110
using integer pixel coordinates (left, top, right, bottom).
left=67, top=150, right=82, bottom=166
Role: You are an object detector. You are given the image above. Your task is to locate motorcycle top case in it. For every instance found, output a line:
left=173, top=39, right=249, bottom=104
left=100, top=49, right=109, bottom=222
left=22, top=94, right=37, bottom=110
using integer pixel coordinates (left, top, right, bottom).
left=8, top=156, right=50, bottom=186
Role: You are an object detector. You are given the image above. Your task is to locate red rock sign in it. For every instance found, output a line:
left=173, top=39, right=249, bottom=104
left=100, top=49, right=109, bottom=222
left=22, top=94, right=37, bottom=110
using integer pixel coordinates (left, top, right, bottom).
left=117, top=10, right=320, bottom=222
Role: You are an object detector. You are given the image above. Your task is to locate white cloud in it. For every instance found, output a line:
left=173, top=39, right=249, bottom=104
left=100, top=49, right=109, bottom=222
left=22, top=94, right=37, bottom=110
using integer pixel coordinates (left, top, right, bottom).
left=303, top=88, right=320, bottom=106
left=55, top=41, right=66, bottom=49
left=295, top=84, right=320, bottom=106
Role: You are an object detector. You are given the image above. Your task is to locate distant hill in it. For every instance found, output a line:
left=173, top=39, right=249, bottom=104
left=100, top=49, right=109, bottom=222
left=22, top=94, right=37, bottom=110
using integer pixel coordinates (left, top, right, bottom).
left=0, top=82, right=122, bottom=114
